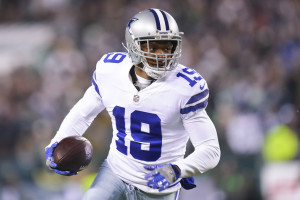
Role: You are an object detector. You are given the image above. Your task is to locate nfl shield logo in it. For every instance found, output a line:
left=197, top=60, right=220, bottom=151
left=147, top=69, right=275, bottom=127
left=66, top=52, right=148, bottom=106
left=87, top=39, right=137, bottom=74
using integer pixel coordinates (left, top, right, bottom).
left=133, top=95, right=140, bottom=102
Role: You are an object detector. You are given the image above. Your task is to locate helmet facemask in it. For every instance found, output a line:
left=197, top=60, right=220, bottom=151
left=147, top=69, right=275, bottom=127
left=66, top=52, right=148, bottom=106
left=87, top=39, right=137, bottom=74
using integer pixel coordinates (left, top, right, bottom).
left=132, top=37, right=182, bottom=79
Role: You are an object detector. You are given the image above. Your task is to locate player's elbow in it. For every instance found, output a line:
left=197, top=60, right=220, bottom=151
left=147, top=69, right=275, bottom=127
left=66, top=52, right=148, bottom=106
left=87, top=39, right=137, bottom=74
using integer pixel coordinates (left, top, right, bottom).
left=208, top=145, right=221, bottom=170
left=199, top=144, right=221, bottom=173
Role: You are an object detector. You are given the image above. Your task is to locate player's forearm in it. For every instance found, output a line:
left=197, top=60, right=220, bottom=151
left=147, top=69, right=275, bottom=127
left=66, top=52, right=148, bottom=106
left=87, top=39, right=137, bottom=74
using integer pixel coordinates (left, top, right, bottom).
left=48, top=86, right=104, bottom=147
left=173, top=139, right=220, bottom=177
left=176, top=110, right=221, bottom=177
left=49, top=107, right=92, bottom=146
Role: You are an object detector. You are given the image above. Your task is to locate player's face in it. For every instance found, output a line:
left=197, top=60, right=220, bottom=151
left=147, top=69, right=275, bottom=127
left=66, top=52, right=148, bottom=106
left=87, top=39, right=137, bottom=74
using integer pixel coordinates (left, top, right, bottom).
left=141, top=41, right=174, bottom=68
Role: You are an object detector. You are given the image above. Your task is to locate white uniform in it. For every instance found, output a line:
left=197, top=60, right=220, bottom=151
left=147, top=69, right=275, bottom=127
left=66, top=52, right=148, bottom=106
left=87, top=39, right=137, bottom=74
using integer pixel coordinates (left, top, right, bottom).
left=49, top=52, right=220, bottom=194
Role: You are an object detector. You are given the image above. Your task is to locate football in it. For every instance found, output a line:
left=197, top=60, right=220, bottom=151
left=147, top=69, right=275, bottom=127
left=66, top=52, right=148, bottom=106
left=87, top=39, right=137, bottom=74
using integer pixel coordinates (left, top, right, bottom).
left=53, top=136, right=93, bottom=173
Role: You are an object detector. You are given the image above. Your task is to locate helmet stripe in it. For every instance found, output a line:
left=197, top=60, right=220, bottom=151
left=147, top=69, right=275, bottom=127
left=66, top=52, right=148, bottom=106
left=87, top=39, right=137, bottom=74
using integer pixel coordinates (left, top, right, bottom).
left=149, top=9, right=170, bottom=31
left=159, top=10, right=170, bottom=30
left=148, top=9, right=161, bottom=30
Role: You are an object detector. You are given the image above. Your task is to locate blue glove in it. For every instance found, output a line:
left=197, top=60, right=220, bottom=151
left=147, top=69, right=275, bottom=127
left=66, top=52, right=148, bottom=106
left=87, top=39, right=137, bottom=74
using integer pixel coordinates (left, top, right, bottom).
left=144, top=164, right=181, bottom=192
left=45, top=142, right=77, bottom=176
left=180, top=177, right=196, bottom=190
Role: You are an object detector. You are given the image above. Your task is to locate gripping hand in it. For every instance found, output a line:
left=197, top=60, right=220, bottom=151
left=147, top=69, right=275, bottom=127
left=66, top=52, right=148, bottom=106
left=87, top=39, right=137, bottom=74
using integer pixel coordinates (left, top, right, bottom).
left=144, top=164, right=181, bottom=192
left=45, top=142, right=77, bottom=176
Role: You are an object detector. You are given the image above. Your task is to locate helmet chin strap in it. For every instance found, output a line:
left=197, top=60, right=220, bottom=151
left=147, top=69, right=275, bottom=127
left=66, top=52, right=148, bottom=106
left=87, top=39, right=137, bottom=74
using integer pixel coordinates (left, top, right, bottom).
left=144, top=67, right=167, bottom=79
left=142, top=56, right=176, bottom=79
left=134, top=62, right=161, bottom=80
left=142, top=63, right=168, bottom=80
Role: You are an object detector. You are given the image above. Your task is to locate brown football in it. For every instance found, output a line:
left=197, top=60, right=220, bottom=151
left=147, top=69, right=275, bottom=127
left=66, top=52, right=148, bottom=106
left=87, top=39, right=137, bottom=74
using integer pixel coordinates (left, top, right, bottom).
left=53, top=136, right=93, bottom=173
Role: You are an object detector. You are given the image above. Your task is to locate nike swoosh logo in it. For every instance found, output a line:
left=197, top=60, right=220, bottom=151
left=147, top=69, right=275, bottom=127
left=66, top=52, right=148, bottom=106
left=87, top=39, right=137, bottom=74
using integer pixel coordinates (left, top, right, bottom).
left=200, top=83, right=206, bottom=90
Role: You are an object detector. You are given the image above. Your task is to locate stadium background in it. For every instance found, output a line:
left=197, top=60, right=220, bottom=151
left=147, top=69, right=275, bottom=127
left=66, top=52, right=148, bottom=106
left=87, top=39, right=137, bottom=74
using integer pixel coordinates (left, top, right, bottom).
left=0, top=0, right=299, bottom=199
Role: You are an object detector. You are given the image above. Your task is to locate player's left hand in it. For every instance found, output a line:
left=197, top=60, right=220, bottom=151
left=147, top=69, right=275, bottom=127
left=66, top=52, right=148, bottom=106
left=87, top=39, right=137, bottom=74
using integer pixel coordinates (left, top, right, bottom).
left=144, top=164, right=181, bottom=191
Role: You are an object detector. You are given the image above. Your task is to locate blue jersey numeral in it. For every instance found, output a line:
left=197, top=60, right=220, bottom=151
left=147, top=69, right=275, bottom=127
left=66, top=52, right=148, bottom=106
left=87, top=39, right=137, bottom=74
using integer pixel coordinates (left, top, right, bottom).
left=176, top=67, right=203, bottom=87
left=104, top=53, right=126, bottom=63
left=112, top=106, right=162, bottom=162
left=113, top=106, right=127, bottom=155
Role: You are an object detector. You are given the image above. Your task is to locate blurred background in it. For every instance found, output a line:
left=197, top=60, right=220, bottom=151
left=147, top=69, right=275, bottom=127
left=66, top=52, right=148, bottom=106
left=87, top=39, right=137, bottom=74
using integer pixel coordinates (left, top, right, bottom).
left=0, top=0, right=299, bottom=199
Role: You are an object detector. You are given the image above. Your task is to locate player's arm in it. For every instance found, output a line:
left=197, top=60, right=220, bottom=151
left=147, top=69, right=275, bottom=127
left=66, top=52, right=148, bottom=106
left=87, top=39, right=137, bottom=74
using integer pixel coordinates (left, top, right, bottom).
left=47, top=85, right=104, bottom=147
left=173, top=75, right=220, bottom=177
left=45, top=72, right=105, bottom=175
left=174, top=109, right=221, bottom=177
left=144, top=110, right=220, bottom=191
left=145, top=75, right=220, bottom=191
left=170, top=78, right=220, bottom=177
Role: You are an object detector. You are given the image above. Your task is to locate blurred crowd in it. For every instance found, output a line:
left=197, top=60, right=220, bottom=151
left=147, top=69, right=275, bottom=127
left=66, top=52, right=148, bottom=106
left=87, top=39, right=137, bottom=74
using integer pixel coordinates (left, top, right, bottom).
left=0, top=0, right=299, bottom=200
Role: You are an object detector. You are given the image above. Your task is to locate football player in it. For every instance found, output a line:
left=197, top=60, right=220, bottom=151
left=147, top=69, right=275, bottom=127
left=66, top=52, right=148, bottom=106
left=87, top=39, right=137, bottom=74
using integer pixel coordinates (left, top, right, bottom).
left=45, top=8, right=221, bottom=200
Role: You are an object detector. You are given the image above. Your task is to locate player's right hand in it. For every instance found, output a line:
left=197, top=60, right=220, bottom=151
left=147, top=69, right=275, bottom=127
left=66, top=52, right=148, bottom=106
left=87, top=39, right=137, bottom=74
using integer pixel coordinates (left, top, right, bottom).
left=45, top=142, right=77, bottom=176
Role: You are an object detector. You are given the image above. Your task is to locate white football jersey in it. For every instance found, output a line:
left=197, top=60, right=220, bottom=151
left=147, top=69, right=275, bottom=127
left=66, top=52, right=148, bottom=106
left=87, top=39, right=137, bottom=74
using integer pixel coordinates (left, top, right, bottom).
left=92, top=52, right=210, bottom=193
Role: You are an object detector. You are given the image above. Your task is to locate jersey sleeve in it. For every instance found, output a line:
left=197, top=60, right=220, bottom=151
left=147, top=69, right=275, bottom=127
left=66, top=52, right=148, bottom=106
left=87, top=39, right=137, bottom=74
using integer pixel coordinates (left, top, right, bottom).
left=92, top=69, right=102, bottom=97
left=47, top=81, right=105, bottom=148
left=174, top=110, right=220, bottom=177
left=174, top=71, right=220, bottom=177
left=180, top=78, right=209, bottom=119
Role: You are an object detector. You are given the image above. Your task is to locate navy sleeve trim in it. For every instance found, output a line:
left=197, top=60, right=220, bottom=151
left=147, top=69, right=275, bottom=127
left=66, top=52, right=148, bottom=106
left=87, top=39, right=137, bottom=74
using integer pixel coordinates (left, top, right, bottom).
left=186, top=89, right=209, bottom=105
left=92, top=72, right=101, bottom=97
left=180, top=100, right=208, bottom=114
